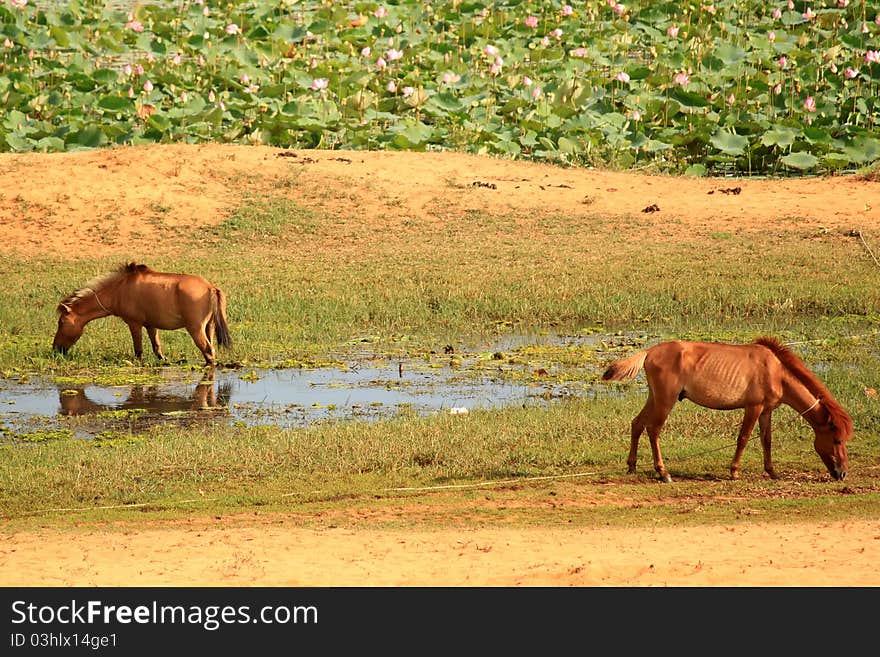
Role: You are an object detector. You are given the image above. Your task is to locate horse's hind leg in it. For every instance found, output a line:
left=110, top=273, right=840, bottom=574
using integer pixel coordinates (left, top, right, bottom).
left=185, top=324, right=215, bottom=366
left=629, top=393, right=675, bottom=482
left=628, top=409, right=647, bottom=474
left=635, top=390, right=678, bottom=482
left=758, top=410, right=778, bottom=479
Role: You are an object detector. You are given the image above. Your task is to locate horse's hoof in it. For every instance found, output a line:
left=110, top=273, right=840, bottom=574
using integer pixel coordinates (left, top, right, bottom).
left=660, top=472, right=673, bottom=483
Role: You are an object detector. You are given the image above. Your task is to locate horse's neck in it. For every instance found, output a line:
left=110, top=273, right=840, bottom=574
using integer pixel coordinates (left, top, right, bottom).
left=781, top=373, right=821, bottom=422
left=80, top=286, right=114, bottom=319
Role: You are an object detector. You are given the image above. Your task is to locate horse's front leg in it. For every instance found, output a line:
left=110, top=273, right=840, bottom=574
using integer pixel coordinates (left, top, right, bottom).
left=730, top=405, right=762, bottom=479
left=146, top=327, right=166, bottom=361
left=125, top=322, right=144, bottom=360
left=758, top=410, right=778, bottom=479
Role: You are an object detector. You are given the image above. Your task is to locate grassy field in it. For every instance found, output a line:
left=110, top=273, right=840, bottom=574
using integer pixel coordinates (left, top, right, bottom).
left=1, top=176, right=879, bottom=527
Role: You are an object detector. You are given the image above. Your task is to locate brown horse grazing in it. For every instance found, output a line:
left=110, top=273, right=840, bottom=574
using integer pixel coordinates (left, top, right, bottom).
left=53, top=263, right=231, bottom=366
left=602, top=337, right=852, bottom=483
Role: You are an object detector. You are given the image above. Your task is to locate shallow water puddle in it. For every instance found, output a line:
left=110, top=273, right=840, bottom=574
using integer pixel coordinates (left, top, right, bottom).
left=0, top=332, right=647, bottom=437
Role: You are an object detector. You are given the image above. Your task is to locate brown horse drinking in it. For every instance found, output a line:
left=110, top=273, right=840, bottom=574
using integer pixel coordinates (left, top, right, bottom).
left=602, top=337, right=852, bottom=482
left=53, top=263, right=231, bottom=366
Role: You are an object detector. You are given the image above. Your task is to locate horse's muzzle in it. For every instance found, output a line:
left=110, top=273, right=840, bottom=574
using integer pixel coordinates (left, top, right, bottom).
left=832, top=468, right=846, bottom=481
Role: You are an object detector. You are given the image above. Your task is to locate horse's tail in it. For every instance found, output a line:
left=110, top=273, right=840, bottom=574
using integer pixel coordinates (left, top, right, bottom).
left=212, top=287, right=232, bottom=349
left=602, top=350, right=648, bottom=382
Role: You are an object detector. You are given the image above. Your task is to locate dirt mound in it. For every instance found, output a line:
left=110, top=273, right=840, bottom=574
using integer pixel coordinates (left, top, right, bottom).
left=2, top=144, right=877, bottom=257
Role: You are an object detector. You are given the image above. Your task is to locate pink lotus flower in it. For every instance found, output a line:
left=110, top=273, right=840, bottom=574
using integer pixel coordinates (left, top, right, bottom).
left=532, top=87, right=542, bottom=99
left=865, top=50, right=880, bottom=64
left=613, top=4, right=626, bottom=16
left=802, top=7, right=815, bottom=20
left=402, top=86, right=414, bottom=97
left=361, top=46, right=371, bottom=57
left=773, top=83, right=783, bottom=95
left=667, top=25, right=679, bottom=38
left=373, top=6, right=387, bottom=18
left=787, top=0, right=794, bottom=8
left=10, top=0, right=27, bottom=8
left=490, top=62, right=502, bottom=76
left=804, top=96, right=816, bottom=112
left=768, top=31, right=775, bottom=42
left=385, top=48, right=403, bottom=61
left=550, top=28, right=563, bottom=39
left=386, top=80, right=397, bottom=93
left=525, top=16, right=538, bottom=28
left=171, top=53, right=182, bottom=66
left=629, top=109, right=641, bottom=121
left=225, top=24, right=241, bottom=35
left=126, top=20, right=144, bottom=32
left=240, top=74, right=250, bottom=84
left=441, top=72, right=461, bottom=84
left=727, top=93, right=735, bottom=105
left=208, top=90, right=215, bottom=102
left=310, top=78, right=328, bottom=92
left=135, top=64, right=144, bottom=75
left=844, top=67, right=859, bottom=79
left=143, top=80, right=153, bottom=93
left=522, top=75, right=533, bottom=87
left=123, top=64, right=133, bottom=76
left=772, top=8, right=782, bottom=19
left=375, top=57, right=387, bottom=70
left=777, top=56, right=787, bottom=69
left=616, top=71, right=630, bottom=83
left=673, top=72, right=690, bottom=85
left=562, top=5, right=573, bottom=16
left=128, top=86, right=135, bottom=98
left=484, top=45, right=499, bottom=56
left=571, top=47, right=588, bottom=58
left=838, top=0, right=849, bottom=6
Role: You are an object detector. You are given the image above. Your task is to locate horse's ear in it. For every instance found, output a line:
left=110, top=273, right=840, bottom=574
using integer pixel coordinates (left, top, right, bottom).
left=57, top=303, right=72, bottom=315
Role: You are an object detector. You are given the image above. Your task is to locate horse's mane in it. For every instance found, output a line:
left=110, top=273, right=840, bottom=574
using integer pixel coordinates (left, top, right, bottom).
left=58, top=262, right=152, bottom=308
left=754, top=336, right=853, bottom=436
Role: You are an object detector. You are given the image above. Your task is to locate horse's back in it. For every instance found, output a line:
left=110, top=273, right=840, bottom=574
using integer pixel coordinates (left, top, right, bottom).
left=645, top=340, right=782, bottom=408
left=117, top=270, right=217, bottom=328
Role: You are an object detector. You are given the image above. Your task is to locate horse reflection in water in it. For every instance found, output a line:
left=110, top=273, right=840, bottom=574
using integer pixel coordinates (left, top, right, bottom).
left=58, top=372, right=231, bottom=423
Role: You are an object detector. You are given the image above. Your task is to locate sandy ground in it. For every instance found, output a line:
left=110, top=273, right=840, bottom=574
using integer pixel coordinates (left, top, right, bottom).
left=2, top=144, right=880, bottom=587
left=3, top=516, right=880, bottom=587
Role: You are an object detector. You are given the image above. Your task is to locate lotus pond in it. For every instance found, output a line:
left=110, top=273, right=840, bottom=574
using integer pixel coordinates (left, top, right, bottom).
left=2, top=0, right=879, bottom=174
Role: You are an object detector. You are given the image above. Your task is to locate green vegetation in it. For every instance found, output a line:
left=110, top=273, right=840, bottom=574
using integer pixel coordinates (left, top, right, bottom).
left=1, top=1, right=878, bottom=173
left=1, top=189, right=878, bottom=527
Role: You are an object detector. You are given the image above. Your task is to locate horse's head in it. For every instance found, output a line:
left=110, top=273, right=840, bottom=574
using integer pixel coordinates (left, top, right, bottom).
left=812, top=402, right=852, bottom=481
left=52, top=303, right=84, bottom=354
